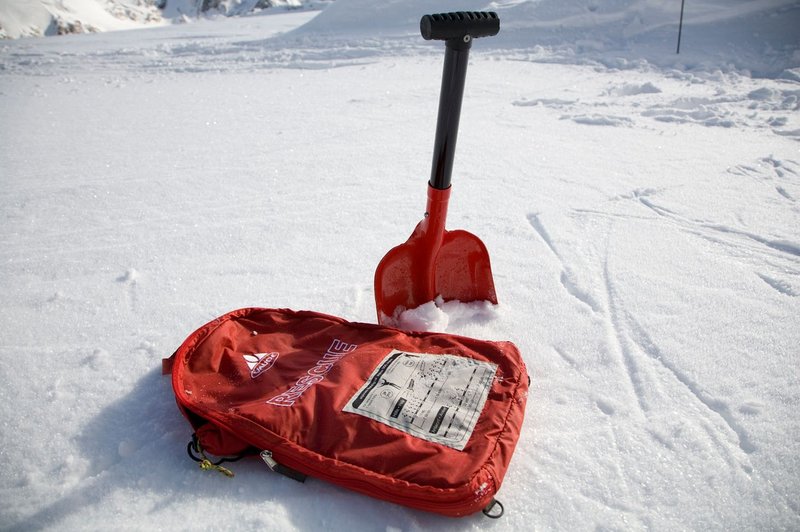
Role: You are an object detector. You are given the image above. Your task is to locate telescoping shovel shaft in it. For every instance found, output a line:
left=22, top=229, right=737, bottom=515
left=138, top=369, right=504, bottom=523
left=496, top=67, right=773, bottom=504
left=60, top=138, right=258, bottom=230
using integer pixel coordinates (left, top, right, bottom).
left=374, top=12, right=500, bottom=324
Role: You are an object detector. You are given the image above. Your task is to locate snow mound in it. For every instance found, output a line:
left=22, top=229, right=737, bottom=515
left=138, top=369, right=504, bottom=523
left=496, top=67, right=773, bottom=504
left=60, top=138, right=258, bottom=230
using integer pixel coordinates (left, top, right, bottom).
left=386, top=297, right=500, bottom=333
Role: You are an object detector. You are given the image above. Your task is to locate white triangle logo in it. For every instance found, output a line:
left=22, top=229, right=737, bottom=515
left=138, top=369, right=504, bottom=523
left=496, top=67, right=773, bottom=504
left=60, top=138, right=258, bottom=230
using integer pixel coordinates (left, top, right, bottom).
left=243, top=352, right=279, bottom=379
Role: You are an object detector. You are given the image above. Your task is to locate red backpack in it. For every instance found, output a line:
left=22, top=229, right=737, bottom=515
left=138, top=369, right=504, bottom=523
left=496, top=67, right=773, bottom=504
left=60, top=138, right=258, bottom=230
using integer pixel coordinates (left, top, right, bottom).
left=163, top=307, right=528, bottom=518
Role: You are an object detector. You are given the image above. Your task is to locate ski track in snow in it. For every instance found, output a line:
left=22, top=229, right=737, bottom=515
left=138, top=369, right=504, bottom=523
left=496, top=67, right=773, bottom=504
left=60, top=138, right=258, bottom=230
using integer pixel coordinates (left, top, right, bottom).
left=521, top=147, right=798, bottom=525
left=542, top=224, right=766, bottom=517
left=625, top=177, right=800, bottom=299
left=729, top=156, right=799, bottom=203
left=528, top=206, right=760, bottom=480
left=757, top=273, right=798, bottom=297
left=597, top=169, right=797, bottom=466
left=609, top=280, right=758, bottom=459
left=526, top=212, right=602, bottom=313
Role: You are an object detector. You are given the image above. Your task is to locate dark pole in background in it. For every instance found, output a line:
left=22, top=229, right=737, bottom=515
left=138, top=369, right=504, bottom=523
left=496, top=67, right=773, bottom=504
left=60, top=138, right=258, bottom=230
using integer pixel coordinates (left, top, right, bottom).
left=677, top=0, right=686, bottom=54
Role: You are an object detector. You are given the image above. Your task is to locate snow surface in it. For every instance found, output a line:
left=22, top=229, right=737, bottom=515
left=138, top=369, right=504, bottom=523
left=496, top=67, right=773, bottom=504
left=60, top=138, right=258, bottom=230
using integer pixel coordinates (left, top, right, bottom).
left=1, top=1, right=799, bottom=530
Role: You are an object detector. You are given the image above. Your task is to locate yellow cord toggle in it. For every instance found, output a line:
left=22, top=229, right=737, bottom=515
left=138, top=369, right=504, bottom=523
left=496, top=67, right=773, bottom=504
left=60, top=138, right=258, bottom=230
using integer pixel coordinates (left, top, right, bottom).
left=193, top=442, right=236, bottom=478
left=198, top=457, right=235, bottom=478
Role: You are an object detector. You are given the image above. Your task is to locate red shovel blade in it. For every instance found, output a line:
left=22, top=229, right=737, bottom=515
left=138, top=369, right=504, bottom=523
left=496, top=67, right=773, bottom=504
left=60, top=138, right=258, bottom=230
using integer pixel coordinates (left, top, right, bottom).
left=374, top=186, right=497, bottom=324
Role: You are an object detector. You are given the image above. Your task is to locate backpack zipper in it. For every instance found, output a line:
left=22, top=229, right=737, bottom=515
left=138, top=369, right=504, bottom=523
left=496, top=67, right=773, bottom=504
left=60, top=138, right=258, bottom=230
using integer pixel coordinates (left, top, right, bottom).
left=260, top=450, right=307, bottom=483
left=260, top=445, right=495, bottom=517
left=175, top=390, right=498, bottom=516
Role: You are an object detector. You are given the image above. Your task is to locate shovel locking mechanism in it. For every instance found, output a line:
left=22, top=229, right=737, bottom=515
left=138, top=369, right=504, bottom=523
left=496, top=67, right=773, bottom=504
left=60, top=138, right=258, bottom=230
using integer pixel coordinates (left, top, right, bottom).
left=374, top=12, right=500, bottom=325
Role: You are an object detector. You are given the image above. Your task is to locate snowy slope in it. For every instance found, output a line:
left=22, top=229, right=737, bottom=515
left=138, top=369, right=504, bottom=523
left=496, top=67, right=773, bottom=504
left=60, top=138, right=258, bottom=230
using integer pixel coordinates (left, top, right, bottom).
left=0, top=0, right=313, bottom=39
left=1, top=1, right=799, bottom=531
left=0, top=0, right=164, bottom=38
left=295, top=0, right=800, bottom=77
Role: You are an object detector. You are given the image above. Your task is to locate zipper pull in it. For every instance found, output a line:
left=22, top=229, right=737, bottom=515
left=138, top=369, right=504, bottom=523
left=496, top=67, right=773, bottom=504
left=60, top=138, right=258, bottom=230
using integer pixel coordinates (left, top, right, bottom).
left=260, top=450, right=280, bottom=470
left=260, top=450, right=308, bottom=483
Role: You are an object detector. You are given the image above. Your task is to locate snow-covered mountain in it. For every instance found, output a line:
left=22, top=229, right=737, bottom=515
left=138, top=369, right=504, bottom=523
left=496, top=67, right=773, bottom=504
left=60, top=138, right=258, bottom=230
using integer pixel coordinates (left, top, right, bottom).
left=0, top=0, right=311, bottom=39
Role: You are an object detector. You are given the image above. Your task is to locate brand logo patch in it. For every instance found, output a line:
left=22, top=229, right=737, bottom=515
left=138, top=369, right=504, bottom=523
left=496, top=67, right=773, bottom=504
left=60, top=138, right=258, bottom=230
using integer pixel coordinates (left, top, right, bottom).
left=243, top=352, right=279, bottom=379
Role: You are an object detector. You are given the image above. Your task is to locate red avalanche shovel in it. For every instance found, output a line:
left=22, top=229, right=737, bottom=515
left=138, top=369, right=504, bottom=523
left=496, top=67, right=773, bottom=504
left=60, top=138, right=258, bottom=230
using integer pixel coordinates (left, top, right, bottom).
left=375, top=12, right=500, bottom=324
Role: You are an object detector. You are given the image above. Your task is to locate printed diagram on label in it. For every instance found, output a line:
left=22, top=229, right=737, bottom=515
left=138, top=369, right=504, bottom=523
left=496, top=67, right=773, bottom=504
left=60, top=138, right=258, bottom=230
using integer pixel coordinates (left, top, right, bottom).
left=343, top=350, right=497, bottom=451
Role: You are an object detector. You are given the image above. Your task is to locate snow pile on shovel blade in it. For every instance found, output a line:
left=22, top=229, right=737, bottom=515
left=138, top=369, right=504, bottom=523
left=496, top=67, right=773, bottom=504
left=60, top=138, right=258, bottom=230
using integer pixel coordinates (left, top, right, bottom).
left=387, top=297, right=499, bottom=333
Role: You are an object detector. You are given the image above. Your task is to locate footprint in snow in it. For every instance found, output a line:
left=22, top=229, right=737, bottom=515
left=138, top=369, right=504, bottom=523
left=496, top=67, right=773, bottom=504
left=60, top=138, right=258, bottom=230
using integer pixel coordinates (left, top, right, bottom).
left=512, top=97, right=576, bottom=109
left=738, top=400, right=766, bottom=416
left=562, top=114, right=633, bottom=127
left=728, top=157, right=799, bottom=202
left=756, top=273, right=798, bottom=297
left=116, top=268, right=141, bottom=312
left=116, top=268, right=139, bottom=283
left=595, top=397, right=616, bottom=416
left=603, top=82, right=662, bottom=97
left=641, top=88, right=799, bottom=136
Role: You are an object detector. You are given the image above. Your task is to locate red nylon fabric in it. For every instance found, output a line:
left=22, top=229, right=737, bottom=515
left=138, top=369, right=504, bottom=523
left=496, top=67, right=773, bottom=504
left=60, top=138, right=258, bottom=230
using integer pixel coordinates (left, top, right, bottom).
left=169, top=307, right=528, bottom=517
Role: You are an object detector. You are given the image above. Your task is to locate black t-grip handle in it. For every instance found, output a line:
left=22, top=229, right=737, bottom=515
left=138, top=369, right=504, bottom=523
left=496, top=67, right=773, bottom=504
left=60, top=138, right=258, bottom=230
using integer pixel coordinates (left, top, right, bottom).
left=423, top=12, right=500, bottom=190
left=420, top=12, right=499, bottom=42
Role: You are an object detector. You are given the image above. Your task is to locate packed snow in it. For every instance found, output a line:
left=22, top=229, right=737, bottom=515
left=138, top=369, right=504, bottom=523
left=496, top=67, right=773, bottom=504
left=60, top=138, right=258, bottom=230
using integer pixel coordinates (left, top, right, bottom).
left=1, top=0, right=799, bottom=530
